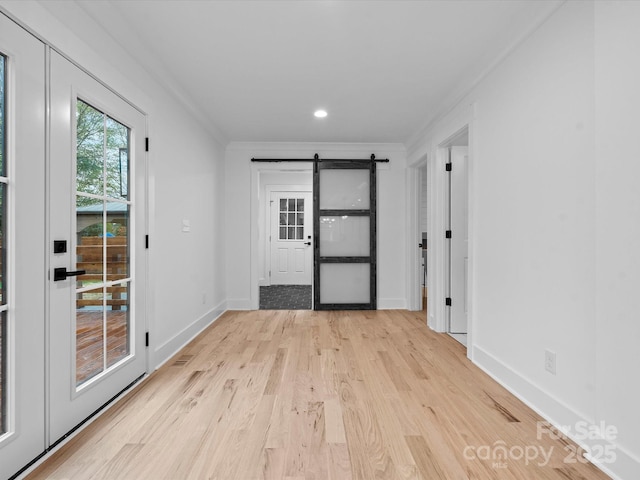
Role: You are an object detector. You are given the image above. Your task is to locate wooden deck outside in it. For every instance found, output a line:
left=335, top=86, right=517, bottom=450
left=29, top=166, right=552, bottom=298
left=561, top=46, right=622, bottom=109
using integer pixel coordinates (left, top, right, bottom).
left=27, top=310, right=610, bottom=480
left=76, top=310, right=128, bottom=385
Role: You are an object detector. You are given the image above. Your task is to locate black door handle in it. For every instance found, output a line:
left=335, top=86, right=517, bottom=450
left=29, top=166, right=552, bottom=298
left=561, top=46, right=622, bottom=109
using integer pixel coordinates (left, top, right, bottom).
left=53, top=267, right=86, bottom=281
left=304, top=242, right=311, bottom=246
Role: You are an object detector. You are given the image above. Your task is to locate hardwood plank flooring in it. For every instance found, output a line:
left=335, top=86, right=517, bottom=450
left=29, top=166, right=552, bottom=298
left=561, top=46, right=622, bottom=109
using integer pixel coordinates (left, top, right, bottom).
left=26, top=310, right=610, bottom=479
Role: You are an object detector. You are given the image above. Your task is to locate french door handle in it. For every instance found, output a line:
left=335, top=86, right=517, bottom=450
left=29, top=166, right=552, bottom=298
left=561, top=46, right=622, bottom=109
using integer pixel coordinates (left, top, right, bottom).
left=304, top=242, right=311, bottom=246
left=53, top=267, right=86, bottom=282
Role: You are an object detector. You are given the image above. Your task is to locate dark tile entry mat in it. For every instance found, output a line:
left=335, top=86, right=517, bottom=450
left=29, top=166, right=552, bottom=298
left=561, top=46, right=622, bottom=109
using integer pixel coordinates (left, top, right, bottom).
left=259, top=285, right=312, bottom=310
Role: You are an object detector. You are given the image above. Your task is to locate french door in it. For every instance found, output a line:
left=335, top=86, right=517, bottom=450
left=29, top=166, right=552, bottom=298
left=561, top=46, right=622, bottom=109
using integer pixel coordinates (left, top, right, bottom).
left=0, top=13, right=46, bottom=480
left=48, top=51, right=147, bottom=443
left=314, top=160, right=377, bottom=310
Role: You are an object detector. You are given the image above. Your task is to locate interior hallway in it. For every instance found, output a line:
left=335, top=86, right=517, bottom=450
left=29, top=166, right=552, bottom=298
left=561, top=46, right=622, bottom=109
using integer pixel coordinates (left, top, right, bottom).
left=26, top=310, right=608, bottom=480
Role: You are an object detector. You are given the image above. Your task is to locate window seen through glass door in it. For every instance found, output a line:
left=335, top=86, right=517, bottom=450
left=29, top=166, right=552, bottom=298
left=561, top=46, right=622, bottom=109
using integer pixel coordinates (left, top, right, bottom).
left=0, top=54, right=7, bottom=434
left=75, top=99, right=131, bottom=387
left=279, top=198, right=304, bottom=240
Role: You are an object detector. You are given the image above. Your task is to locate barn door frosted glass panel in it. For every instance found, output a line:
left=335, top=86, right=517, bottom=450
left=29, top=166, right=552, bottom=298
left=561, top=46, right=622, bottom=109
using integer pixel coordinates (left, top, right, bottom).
left=319, top=169, right=369, bottom=210
left=314, top=160, right=376, bottom=310
left=319, top=216, right=369, bottom=257
left=320, top=264, right=370, bottom=304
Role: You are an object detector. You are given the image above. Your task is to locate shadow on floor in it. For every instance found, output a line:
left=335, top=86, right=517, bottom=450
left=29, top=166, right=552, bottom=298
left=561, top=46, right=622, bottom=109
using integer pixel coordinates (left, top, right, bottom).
left=259, top=285, right=312, bottom=310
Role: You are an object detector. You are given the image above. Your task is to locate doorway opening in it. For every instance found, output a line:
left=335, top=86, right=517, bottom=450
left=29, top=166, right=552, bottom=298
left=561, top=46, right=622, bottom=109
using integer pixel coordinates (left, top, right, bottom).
left=258, top=172, right=313, bottom=310
left=419, top=163, right=428, bottom=312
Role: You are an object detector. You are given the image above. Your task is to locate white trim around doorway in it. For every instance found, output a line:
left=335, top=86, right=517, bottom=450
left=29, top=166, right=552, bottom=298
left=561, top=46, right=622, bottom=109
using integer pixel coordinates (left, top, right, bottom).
left=250, top=163, right=313, bottom=310
left=406, top=103, right=477, bottom=361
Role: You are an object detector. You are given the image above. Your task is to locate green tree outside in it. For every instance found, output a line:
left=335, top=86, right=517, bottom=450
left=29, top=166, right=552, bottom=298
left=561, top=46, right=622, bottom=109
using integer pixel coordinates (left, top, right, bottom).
left=76, top=99, right=129, bottom=207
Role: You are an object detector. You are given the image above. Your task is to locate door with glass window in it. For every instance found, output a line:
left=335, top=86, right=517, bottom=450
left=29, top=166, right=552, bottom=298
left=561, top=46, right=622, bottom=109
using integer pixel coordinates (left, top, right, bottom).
left=0, top=14, right=46, bottom=480
left=270, top=191, right=312, bottom=285
left=48, top=51, right=147, bottom=443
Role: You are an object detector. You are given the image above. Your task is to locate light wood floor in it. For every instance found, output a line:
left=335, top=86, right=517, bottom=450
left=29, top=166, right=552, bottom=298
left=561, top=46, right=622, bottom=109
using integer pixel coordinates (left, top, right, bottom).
left=27, top=310, right=609, bottom=479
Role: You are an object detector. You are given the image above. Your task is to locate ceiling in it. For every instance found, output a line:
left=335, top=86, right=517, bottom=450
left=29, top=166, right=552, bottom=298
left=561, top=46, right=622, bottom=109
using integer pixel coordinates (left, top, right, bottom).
left=61, top=0, right=561, bottom=145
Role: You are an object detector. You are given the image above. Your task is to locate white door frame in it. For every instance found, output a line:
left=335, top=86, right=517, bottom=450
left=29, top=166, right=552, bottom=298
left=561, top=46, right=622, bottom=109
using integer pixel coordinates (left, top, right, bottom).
left=406, top=104, right=476, bottom=360
left=250, top=163, right=313, bottom=310
left=0, top=14, right=47, bottom=480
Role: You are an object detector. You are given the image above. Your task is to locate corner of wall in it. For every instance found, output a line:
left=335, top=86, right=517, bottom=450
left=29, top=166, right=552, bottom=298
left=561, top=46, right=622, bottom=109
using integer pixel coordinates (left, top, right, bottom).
left=151, top=301, right=227, bottom=370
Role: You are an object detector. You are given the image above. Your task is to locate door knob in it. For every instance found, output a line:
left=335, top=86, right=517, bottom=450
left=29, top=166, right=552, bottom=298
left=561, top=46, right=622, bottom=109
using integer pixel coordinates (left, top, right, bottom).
left=53, top=267, right=86, bottom=281
left=304, top=242, right=311, bottom=246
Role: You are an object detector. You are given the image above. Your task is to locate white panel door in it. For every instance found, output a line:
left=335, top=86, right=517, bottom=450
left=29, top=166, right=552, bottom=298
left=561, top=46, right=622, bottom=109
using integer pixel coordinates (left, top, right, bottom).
left=0, top=14, right=46, bottom=480
left=48, top=51, right=147, bottom=443
left=270, top=191, right=312, bottom=285
left=449, top=147, right=469, bottom=334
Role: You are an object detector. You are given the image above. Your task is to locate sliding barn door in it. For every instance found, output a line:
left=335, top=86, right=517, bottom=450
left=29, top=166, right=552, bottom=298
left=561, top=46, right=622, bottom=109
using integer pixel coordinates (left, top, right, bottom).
left=314, top=160, right=376, bottom=310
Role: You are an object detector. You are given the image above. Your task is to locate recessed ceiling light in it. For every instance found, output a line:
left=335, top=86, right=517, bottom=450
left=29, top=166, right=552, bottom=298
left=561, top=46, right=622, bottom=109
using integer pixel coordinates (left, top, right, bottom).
left=314, top=109, right=328, bottom=118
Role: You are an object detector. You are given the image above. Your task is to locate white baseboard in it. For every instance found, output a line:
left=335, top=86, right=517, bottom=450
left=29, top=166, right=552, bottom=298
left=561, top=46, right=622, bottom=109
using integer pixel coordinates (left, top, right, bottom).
left=228, top=298, right=406, bottom=310
left=151, top=301, right=227, bottom=370
left=473, top=346, right=638, bottom=480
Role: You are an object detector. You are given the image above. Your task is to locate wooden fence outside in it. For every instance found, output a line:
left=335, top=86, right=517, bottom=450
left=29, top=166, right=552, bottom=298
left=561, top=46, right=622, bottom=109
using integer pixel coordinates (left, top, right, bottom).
left=76, top=236, right=128, bottom=310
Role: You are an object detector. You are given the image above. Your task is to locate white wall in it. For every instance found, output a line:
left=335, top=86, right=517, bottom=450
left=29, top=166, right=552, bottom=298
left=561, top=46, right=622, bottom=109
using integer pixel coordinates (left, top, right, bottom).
left=226, top=142, right=407, bottom=310
left=150, top=114, right=226, bottom=367
left=409, top=2, right=639, bottom=478
left=0, top=1, right=228, bottom=370
left=594, top=1, right=640, bottom=477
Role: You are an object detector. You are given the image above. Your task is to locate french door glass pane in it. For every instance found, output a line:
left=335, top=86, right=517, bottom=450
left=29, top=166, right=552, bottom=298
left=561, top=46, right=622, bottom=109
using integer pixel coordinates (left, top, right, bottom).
left=76, top=288, right=105, bottom=385
left=76, top=197, right=104, bottom=284
left=105, top=117, right=129, bottom=201
left=320, top=263, right=370, bottom=304
left=75, top=99, right=131, bottom=388
left=0, top=311, right=5, bottom=435
left=0, top=184, right=5, bottom=303
left=106, top=281, right=129, bottom=368
left=76, top=100, right=105, bottom=196
left=0, top=53, right=7, bottom=435
left=0, top=54, right=5, bottom=175
left=320, top=216, right=369, bottom=257
left=106, top=207, right=129, bottom=281
left=319, top=169, right=370, bottom=210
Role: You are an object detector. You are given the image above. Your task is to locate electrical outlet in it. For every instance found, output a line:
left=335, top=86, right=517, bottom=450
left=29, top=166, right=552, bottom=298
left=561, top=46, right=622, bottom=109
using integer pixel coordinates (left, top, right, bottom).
left=545, top=349, right=556, bottom=375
